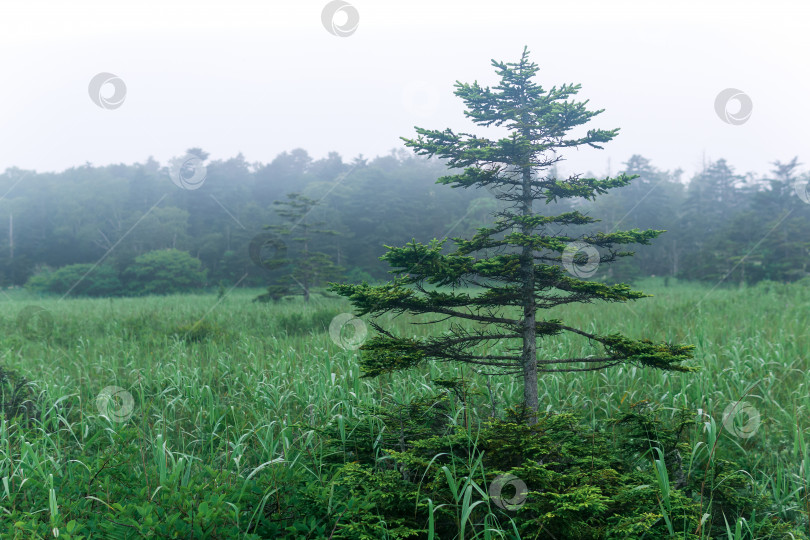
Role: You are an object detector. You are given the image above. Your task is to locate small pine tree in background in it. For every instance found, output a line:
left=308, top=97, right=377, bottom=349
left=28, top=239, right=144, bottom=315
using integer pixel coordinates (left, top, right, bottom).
left=331, top=47, right=695, bottom=424
left=256, top=192, right=343, bottom=303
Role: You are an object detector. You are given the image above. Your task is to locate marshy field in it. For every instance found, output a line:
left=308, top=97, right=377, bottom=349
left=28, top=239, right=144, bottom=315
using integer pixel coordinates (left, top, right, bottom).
left=1, top=279, right=808, bottom=538
left=3, top=0, right=809, bottom=536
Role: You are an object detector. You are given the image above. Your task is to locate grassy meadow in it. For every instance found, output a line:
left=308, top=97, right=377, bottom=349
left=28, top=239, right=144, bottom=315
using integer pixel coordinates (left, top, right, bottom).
left=0, top=278, right=809, bottom=538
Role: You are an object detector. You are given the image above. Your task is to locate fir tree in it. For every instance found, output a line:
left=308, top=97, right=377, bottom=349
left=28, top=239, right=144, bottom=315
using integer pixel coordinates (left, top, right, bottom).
left=330, top=48, right=695, bottom=423
left=256, top=192, right=342, bottom=302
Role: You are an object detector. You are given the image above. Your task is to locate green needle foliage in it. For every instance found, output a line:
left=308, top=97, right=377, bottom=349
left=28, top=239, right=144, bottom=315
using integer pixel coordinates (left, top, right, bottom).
left=256, top=192, right=343, bottom=303
left=331, top=47, right=696, bottom=423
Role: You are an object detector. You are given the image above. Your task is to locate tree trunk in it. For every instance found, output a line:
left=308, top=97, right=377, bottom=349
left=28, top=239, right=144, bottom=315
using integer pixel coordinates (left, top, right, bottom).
left=521, top=160, right=538, bottom=424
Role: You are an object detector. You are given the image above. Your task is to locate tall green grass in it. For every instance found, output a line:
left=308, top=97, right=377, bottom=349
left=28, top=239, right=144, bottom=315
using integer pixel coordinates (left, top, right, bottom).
left=0, top=278, right=807, bottom=536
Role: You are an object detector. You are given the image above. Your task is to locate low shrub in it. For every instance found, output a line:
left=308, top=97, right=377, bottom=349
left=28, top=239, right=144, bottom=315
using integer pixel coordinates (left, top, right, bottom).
left=290, top=394, right=809, bottom=540
left=123, top=250, right=207, bottom=296
left=25, top=264, right=124, bottom=297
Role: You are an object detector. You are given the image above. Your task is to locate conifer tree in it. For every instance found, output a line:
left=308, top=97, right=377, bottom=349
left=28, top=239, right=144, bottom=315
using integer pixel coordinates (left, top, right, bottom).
left=330, top=48, right=695, bottom=423
left=256, top=192, right=342, bottom=302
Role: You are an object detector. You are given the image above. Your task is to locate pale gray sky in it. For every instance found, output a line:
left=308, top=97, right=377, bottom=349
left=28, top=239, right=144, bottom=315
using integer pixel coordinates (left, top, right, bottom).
left=0, top=0, right=807, bottom=180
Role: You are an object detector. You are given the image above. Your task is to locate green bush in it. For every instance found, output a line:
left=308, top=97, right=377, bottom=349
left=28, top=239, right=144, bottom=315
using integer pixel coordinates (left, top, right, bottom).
left=25, top=263, right=123, bottom=297
left=123, top=249, right=207, bottom=295
left=297, top=395, right=808, bottom=540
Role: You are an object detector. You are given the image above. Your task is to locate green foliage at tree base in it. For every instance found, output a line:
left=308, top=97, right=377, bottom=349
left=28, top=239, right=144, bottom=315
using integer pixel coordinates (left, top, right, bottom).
left=297, top=394, right=806, bottom=540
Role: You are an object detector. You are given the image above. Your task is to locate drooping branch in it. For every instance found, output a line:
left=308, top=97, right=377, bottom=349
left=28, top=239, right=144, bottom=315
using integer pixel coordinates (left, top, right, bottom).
left=330, top=47, right=696, bottom=416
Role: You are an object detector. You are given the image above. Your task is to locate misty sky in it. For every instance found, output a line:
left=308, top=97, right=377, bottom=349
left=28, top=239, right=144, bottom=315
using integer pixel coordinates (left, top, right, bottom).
left=1, top=0, right=807, bottom=180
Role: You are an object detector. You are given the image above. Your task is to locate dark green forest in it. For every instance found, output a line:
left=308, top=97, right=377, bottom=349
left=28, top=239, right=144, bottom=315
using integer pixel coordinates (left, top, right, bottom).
left=2, top=149, right=808, bottom=297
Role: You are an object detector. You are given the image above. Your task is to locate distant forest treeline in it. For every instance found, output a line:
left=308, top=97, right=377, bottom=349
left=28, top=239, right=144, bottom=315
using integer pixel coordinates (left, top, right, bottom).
left=0, top=149, right=808, bottom=294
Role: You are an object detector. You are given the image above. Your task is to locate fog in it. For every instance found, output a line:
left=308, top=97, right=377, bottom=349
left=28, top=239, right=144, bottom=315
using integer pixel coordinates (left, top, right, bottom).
left=1, top=0, right=807, bottom=178
left=4, top=3, right=810, bottom=536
